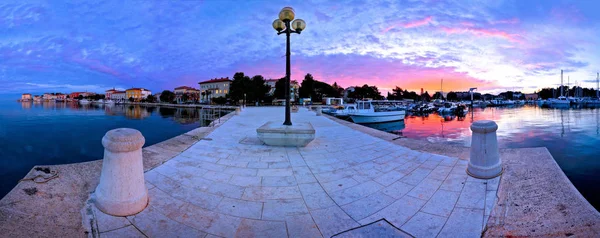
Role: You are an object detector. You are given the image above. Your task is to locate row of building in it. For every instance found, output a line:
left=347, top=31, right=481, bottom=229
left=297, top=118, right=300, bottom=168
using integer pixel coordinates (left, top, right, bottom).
left=21, top=77, right=300, bottom=103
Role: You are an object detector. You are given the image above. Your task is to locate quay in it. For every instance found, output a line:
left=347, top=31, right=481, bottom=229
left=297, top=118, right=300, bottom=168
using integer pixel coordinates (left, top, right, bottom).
left=1, top=107, right=599, bottom=237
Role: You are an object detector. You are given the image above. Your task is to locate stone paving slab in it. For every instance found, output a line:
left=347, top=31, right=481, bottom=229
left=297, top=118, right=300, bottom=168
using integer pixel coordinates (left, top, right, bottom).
left=86, top=107, right=501, bottom=237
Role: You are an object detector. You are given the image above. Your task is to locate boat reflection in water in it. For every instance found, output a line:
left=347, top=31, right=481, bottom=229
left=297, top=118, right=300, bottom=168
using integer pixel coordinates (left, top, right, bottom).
left=360, top=120, right=406, bottom=136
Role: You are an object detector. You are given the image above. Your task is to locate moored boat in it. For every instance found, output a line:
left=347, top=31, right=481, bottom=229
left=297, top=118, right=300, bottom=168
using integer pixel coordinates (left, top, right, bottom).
left=349, top=101, right=406, bottom=123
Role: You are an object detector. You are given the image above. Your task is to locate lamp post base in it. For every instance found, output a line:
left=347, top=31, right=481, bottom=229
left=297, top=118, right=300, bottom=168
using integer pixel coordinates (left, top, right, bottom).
left=257, top=121, right=315, bottom=147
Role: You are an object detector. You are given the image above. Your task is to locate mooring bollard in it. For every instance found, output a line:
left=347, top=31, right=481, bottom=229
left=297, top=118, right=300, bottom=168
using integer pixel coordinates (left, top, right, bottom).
left=235, top=107, right=241, bottom=115
left=467, top=120, right=502, bottom=178
left=316, top=106, right=322, bottom=116
left=94, top=128, right=148, bottom=216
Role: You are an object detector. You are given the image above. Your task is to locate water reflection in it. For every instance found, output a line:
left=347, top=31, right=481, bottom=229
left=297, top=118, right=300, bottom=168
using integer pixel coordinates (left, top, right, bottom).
left=362, top=120, right=406, bottom=135
left=19, top=101, right=230, bottom=126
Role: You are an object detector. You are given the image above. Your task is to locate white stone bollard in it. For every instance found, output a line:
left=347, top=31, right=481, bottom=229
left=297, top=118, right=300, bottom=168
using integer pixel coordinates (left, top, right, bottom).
left=316, top=106, right=322, bottom=116
left=94, top=128, right=148, bottom=216
left=235, top=107, right=241, bottom=115
left=467, top=120, right=502, bottom=179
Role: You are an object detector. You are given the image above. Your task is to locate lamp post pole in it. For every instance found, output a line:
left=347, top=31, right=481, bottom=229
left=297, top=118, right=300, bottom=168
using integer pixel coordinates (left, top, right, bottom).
left=284, top=20, right=292, bottom=125
left=273, top=7, right=306, bottom=126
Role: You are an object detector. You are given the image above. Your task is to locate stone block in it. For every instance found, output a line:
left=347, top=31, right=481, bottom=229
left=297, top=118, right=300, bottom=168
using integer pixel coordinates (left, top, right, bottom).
left=256, top=121, right=315, bottom=147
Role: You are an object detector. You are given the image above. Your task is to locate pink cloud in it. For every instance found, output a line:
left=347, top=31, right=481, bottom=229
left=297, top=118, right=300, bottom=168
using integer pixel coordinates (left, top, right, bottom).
left=440, top=27, right=521, bottom=42
left=68, top=56, right=124, bottom=78
left=403, top=16, right=433, bottom=28
left=382, top=16, right=433, bottom=34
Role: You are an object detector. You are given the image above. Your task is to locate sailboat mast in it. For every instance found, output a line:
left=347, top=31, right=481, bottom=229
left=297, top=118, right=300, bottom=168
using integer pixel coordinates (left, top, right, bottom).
left=597, top=72, right=599, bottom=98
left=560, top=70, right=564, bottom=97
left=441, top=78, right=443, bottom=100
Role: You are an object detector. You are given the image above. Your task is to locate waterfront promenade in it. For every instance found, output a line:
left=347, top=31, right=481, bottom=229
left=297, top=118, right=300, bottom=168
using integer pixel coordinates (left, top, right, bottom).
left=1, top=107, right=599, bottom=237
left=86, top=107, right=498, bottom=237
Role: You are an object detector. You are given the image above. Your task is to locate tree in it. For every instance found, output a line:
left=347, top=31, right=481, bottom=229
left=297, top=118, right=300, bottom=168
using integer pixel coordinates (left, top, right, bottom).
left=331, top=82, right=344, bottom=98
left=432, top=92, right=445, bottom=100
left=146, top=95, right=157, bottom=103
left=347, top=84, right=384, bottom=100
left=273, top=77, right=287, bottom=99
left=160, top=90, right=175, bottom=103
left=250, top=75, right=271, bottom=104
left=229, top=72, right=251, bottom=105
left=446, top=91, right=458, bottom=101
left=182, top=93, right=190, bottom=103
left=422, top=91, right=431, bottom=101
left=299, top=74, right=315, bottom=98
left=201, top=91, right=206, bottom=102
left=212, top=96, right=227, bottom=105
left=77, top=95, right=83, bottom=100
left=128, top=97, right=134, bottom=102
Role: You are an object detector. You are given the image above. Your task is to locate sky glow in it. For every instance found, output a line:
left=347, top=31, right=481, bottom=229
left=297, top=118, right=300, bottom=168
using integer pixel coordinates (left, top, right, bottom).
left=0, top=0, right=599, bottom=97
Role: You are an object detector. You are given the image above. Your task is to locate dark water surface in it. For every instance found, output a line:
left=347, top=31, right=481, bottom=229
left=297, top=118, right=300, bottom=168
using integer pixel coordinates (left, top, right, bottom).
left=360, top=105, right=600, bottom=211
left=0, top=101, right=230, bottom=198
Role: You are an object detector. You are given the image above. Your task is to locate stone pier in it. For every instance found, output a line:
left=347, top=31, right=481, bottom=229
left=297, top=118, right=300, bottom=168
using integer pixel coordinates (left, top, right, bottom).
left=1, top=107, right=598, bottom=237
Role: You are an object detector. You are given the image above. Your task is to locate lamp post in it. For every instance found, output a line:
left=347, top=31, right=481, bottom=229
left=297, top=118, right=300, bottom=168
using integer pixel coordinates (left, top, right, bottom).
left=273, top=7, right=306, bottom=126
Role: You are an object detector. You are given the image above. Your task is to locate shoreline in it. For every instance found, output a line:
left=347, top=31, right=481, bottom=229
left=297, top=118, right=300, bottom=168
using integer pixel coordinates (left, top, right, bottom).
left=1, top=107, right=599, bottom=237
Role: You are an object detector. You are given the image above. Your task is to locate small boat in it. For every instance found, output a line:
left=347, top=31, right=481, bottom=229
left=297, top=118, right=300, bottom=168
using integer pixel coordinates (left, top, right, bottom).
left=105, top=99, right=115, bottom=104
left=549, top=96, right=570, bottom=105
left=330, top=105, right=357, bottom=117
left=79, top=99, right=90, bottom=105
left=349, top=101, right=406, bottom=123
left=438, top=102, right=456, bottom=114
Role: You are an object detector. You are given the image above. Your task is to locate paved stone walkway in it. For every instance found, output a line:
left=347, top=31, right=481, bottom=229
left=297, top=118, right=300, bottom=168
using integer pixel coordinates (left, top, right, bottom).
left=89, top=107, right=499, bottom=237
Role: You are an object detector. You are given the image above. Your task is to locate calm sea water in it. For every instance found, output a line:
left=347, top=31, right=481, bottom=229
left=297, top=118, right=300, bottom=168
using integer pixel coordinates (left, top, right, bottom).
left=0, top=101, right=230, bottom=199
left=360, top=105, right=600, bottom=211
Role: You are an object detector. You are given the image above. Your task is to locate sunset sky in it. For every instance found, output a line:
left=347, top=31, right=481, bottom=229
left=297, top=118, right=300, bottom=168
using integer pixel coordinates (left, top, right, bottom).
left=1, top=0, right=599, bottom=98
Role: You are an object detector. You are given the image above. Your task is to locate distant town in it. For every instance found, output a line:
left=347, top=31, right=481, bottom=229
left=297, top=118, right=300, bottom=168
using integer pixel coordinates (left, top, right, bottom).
left=17, top=72, right=600, bottom=106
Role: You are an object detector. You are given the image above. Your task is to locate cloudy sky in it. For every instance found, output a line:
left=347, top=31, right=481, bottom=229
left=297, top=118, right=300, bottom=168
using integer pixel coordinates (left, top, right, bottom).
left=1, top=0, right=599, bottom=98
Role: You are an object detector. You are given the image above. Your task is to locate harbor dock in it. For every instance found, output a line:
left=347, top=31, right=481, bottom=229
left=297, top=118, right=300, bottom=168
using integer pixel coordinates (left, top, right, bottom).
left=1, top=107, right=599, bottom=237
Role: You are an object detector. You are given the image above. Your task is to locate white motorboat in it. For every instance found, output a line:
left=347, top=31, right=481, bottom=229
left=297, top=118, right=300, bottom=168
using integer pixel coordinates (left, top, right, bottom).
left=79, top=99, right=90, bottom=105
left=349, top=101, right=406, bottom=124
left=105, top=99, right=115, bottom=104
left=549, top=96, right=570, bottom=104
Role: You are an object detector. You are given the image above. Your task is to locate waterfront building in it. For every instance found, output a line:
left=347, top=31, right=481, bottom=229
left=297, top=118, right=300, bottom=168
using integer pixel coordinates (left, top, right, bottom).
left=21, top=93, right=32, bottom=101
left=55, top=93, right=66, bottom=101
left=70, top=92, right=94, bottom=99
left=525, top=93, right=539, bottom=100
left=33, top=95, right=42, bottom=102
left=105, top=89, right=117, bottom=99
left=43, top=93, right=56, bottom=101
left=111, top=91, right=127, bottom=101
left=125, top=88, right=152, bottom=101
left=174, top=86, right=200, bottom=104
left=198, top=77, right=232, bottom=102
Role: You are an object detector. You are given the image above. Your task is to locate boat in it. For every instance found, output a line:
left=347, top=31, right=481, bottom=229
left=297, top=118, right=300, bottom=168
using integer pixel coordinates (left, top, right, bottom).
left=585, top=73, right=600, bottom=105
left=438, top=102, right=456, bottom=114
left=330, top=104, right=357, bottom=117
left=549, top=70, right=571, bottom=105
left=105, top=99, right=115, bottom=104
left=79, top=99, right=90, bottom=105
left=349, top=101, right=406, bottom=123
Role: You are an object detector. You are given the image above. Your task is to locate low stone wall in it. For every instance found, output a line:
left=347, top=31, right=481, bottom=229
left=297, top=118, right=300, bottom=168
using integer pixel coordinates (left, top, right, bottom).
left=119, top=102, right=238, bottom=110
left=324, top=114, right=600, bottom=237
left=0, top=111, right=236, bottom=238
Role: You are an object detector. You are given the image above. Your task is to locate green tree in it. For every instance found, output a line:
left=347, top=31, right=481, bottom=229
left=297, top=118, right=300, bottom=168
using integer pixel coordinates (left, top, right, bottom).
left=128, top=97, right=134, bottom=102
left=182, top=93, right=190, bottom=103
left=347, top=84, right=384, bottom=100
left=146, top=95, right=157, bottom=103
left=331, top=82, right=344, bottom=98
left=422, top=91, right=431, bottom=101
left=160, top=90, right=175, bottom=103
left=212, top=96, right=227, bottom=105
left=229, top=72, right=251, bottom=105
left=250, top=75, right=271, bottom=104
left=299, top=74, right=315, bottom=98
left=273, top=77, right=287, bottom=99
left=446, top=91, right=458, bottom=101
left=77, top=95, right=83, bottom=100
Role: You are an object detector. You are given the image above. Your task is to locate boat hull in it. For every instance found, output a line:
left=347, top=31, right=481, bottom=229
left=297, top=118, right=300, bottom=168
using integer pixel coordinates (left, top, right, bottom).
left=350, top=111, right=406, bottom=124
